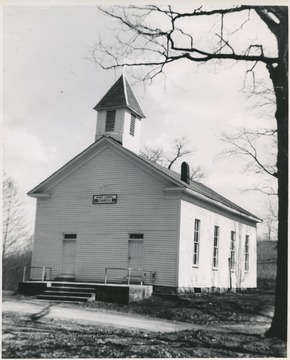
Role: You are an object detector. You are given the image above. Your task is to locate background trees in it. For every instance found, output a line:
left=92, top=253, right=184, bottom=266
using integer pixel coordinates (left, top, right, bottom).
left=2, top=174, right=33, bottom=290
left=92, top=5, right=288, bottom=341
left=140, top=136, right=206, bottom=181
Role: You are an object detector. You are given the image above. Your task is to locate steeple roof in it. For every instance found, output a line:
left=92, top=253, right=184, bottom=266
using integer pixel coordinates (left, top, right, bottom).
left=94, top=75, right=145, bottom=118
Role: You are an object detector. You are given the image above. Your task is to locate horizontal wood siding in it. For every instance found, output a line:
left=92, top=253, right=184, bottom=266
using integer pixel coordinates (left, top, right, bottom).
left=178, top=200, right=257, bottom=289
left=32, top=147, right=179, bottom=286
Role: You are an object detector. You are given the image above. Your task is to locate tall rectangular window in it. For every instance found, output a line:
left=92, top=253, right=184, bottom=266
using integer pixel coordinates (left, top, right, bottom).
left=245, top=235, right=249, bottom=271
left=230, top=231, right=235, bottom=270
left=212, top=226, right=219, bottom=269
left=193, top=219, right=200, bottom=266
left=105, top=110, right=116, bottom=132
left=130, top=114, right=136, bottom=136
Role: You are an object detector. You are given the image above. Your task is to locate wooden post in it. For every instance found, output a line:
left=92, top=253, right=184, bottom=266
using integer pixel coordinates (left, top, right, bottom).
left=127, top=268, right=131, bottom=285
left=104, top=268, right=108, bottom=285
left=23, top=266, right=27, bottom=282
left=41, top=267, right=45, bottom=282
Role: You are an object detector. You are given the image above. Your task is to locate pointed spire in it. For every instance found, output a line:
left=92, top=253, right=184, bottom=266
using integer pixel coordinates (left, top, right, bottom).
left=94, top=75, right=145, bottom=118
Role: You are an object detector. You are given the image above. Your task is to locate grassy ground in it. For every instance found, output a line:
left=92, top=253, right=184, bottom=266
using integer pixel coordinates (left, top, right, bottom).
left=2, top=287, right=287, bottom=358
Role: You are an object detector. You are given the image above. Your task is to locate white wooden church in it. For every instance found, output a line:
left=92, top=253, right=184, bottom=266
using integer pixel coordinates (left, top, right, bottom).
left=28, top=75, right=261, bottom=294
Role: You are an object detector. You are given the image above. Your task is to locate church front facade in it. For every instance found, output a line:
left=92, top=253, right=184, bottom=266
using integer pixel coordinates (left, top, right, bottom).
left=28, top=76, right=261, bottom=294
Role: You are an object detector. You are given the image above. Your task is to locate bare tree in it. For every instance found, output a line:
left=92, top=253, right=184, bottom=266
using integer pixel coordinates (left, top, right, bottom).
left=2, top=174, right=32, bottom=290
left=221, top=127, right=277, bottom=178
left=93, top=5, right=288, bottom=340
left=262, top=199, right=278, bottom=241
left=141, top=145, right=164, bottom=164
left=140, top=136, right=206, bottom=181
left=221, top=126, right=278, bottom=240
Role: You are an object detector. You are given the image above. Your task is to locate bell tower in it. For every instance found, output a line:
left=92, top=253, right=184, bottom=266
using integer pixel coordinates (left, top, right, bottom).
left=94, top=75, right=145, bottom=154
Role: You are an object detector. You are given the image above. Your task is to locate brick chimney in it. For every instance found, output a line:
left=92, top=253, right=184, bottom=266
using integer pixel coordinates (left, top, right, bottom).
left=181, top=162, right=190, bottom=184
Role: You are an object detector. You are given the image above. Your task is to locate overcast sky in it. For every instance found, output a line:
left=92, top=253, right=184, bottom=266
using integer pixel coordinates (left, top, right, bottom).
left=3, top=4, right=279, bottom=236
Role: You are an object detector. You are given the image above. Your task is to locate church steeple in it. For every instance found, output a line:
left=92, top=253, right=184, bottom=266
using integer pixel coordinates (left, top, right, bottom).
left=94, top=76, right=145, bottom=154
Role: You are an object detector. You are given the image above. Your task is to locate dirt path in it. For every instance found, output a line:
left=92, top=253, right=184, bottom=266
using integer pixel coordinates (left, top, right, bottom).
left=3, top=300, right=196, bottom=333
left=2, top=299, right=270, bottom=335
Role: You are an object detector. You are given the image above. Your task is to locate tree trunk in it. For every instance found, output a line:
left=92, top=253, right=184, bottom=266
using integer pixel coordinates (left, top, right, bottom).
left=265, top=11, right=288, bottom=341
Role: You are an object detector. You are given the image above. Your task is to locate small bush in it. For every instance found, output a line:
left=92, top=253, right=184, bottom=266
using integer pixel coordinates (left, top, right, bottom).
left=2, top=250, right=32, bottom=290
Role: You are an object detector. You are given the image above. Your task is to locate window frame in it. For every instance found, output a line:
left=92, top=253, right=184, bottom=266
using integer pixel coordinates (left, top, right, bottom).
left=212, top=226, right=219, bottom=269
left=244, top=235, right=250, bottom=272
left=193, top=219, right=200, bottom=267
left=64, top=233, right=77, bottom=239
left=129, top=233, right=144, bottom=240
left=230, top=231, right=236, bottom=271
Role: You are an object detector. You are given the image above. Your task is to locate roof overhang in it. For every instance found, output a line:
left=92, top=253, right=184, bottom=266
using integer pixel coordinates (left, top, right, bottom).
left=163, top=187, right=263, bottom=224
left=94, top=105, right=145, bottom=119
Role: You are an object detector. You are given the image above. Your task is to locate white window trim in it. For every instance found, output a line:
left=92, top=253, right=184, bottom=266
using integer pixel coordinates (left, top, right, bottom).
left=193, top=219, right=200, bottom=267
left=212, top=226, right=219, bottom=270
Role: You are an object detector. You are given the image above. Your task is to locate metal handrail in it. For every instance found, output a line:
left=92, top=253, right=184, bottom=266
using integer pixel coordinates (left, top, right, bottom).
left=23, top=266, right=52, bottom=282
left=104, top=267, right=155, bottom=285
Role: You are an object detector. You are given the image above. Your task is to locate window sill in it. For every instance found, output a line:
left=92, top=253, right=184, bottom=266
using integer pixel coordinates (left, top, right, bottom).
left=192, top=265, right=199, bottom=268
left=212, top=268, right=218, bottom=271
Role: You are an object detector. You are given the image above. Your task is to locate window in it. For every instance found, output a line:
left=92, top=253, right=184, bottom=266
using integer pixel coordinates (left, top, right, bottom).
left=105, top=110, right=116, bottom=132
left=245, top=235, right=249, bottom=271
left=212, top=226, right=219, bottom=269
left=129, top=234, right=144, bottom=239
left=230, top=231, right=235, bottom=270
left=64, top=234, right=77, bottom=239
left=130, top=114, right=136, bottom=136
left=193, top=219, right=200, bottom=266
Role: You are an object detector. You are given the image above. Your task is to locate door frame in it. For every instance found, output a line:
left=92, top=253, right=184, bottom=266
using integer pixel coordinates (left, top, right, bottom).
left=128, top=234, right=144, bottom=270
left=61, top=237, right=76, bottom=275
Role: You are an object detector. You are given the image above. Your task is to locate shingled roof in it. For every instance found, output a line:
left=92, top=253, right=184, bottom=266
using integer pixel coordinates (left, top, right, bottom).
left=94, top=75, right=145, bottom=118
left=140, top=155, right=261, bottom=221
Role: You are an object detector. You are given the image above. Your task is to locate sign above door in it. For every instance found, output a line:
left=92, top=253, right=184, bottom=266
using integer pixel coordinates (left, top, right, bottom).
left=92, top=194, right=117, bottom=204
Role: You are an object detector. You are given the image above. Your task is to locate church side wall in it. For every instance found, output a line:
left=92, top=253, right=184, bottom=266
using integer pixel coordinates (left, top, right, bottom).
left=178, top=199, right=257, bottom=291
left=31, top=147, right=180, bottom=287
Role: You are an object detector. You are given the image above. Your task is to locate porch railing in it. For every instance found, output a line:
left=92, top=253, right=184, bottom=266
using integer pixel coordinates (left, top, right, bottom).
left=104, top=267, right=156, bottom=285
left=22, top=266, right=52, bottom=282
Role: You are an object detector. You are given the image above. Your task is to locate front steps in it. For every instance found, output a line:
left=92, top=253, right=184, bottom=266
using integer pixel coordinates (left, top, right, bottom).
left=20, top=281, right=153, bottom=304
left=36, top=282, right=96, bottom=302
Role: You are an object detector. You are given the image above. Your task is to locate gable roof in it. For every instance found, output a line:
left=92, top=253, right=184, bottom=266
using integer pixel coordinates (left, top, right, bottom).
left=145, top=159, right=261, bottom=220
left=94, top=75, right=145, bottom=118
left=28, top=135, right=261, bottom=223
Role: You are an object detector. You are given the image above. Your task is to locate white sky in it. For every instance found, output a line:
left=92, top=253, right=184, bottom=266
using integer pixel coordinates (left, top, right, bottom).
left=2, top=3, right=279, bottom=236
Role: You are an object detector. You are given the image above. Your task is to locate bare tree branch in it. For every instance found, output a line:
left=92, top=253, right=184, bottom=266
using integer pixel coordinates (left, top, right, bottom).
left=220, top=128, right=278, bottom=178
left=140, top=136, right=206, bottom=181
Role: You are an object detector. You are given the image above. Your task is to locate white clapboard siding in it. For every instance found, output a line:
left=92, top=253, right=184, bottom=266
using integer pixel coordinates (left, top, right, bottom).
left=178, top=199, right=257, bottom=289
left=32, top=146, right=180, bottom=286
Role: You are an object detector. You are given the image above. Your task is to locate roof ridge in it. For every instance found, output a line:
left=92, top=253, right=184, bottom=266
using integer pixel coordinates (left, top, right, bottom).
left=122, top=75, right=129, bottom=106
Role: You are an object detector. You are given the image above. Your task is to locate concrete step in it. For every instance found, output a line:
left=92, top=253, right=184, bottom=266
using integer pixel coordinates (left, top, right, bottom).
left=43, top=290, right=94, bottom=297
left=37, top=294, right=90, bottom=302
left=50, top=282, right=97, bottom=289
left=48, top=286, right=96, bottom=292
left=36, top=282, right=97, bottom=302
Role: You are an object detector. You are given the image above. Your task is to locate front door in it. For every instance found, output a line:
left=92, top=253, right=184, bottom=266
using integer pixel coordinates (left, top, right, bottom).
left=128, top=239, right=144, bottom=283
left=128, top=240, right=143, bottom=270
left=62, top=239, right=76, bottom=275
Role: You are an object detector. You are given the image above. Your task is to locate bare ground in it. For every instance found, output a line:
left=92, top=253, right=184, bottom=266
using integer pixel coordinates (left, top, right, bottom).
left=2, top=289, right=287, bottom=358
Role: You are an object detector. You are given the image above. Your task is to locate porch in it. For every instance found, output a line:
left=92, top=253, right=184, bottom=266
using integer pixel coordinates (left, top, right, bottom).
left=19, top=266, right=155, bottom=304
